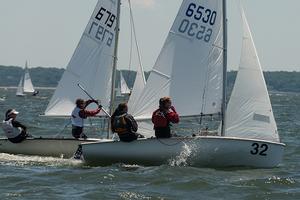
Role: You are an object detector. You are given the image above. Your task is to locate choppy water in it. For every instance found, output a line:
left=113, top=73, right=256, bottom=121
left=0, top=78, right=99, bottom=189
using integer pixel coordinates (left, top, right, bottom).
left=0, top=88, right=299, bottom=200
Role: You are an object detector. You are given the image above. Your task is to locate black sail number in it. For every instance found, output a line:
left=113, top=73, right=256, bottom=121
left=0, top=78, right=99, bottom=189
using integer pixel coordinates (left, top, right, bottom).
left=250, top=143, right=268, bottom=156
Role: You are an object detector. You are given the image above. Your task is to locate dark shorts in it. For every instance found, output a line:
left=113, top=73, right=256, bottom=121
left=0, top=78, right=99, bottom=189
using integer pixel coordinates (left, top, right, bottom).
left=8, top=131, right=28, bottom=143
left=155, top=127, right=171, bottom=138
left=72, top=126, right=87, bottom=139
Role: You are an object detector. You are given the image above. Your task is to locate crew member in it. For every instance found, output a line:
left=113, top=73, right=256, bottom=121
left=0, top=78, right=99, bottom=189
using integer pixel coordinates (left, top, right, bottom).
left=2, top=109, right=29, bottom=143
left=71, top=98, right=101, bottom=139
left=152, top=97, right=179, bottom=138
left=111, top=103, right=143, bottom=142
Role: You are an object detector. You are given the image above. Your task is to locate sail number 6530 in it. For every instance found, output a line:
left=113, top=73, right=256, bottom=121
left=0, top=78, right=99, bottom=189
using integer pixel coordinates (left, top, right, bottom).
left=185, top=3, right=217, bottom=26
left=250, top=143, right=268, bottom=156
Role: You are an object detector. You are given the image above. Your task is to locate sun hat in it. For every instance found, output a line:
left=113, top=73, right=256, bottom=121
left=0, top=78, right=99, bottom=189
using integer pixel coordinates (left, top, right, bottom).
left=5, top=109, right=19, bottom=118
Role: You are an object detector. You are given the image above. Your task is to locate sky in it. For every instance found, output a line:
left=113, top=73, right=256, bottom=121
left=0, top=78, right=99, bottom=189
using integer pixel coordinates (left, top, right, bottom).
left=0, top=0, right=299, bottom=72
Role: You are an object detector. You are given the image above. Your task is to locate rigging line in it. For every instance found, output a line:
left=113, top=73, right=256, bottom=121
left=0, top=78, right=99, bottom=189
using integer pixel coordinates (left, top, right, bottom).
left=54, top=118, right=72, bottom=138
left=128, top=0, right=146, bottom=84
left=126, top=0, right=134, bottom=82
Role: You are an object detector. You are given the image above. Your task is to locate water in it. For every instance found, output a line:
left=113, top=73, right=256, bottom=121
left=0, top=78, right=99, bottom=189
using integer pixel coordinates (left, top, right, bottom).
left=0, top=88, right=299, bottom=200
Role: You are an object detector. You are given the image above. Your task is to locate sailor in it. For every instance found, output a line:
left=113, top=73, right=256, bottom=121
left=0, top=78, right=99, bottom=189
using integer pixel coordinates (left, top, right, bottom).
left=152, top=97, right=179, bottom=138
left=2, top=109, right=29, bottom=143
left=111, top=103, right=144, bottom=142
left=71, top=98, right=102, bottom=139
left=32, top=90, right=39, bottom=96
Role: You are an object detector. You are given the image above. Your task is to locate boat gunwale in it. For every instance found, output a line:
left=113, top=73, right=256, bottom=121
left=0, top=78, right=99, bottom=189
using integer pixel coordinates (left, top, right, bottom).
left=80, top=136, right=286, bottom=147
left=0, top=137, right=103, bottom=142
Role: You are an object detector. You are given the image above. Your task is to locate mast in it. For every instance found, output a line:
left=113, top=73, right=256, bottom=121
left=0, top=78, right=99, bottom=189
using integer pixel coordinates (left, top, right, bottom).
left=221, top=0, right=228, bottom=136
left=108, top=0, right=121, bottom=138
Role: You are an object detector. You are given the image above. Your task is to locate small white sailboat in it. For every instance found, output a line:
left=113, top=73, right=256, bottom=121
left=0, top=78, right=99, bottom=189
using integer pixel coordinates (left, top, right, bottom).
left=16, top=61, right=36, bottom=96
left=16, top=76, right=25, bottom=97
left=81, top=0, right=285, bottom=168
left=116, top=84, right=122, bottom=97
left=120, top=71, right=131, bottom=95
left=116, top=71, right=131, bottom=97
left=1, top=0, right=121, bottom=157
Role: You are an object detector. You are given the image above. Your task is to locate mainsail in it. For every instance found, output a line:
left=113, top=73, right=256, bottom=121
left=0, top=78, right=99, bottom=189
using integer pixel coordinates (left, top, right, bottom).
left=131, top=0, right=224, bottom=121
left=45, top=0, right=119, bottom=116
left=225, top=7, right=279, bottom=143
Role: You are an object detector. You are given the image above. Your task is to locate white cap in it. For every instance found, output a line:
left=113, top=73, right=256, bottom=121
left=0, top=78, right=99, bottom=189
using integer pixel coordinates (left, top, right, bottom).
left=7, top=109, right=19, bottom=116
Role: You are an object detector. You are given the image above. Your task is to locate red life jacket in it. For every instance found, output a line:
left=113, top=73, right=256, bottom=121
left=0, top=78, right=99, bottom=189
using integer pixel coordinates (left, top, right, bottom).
left=152, top=109, right=169, bottom=128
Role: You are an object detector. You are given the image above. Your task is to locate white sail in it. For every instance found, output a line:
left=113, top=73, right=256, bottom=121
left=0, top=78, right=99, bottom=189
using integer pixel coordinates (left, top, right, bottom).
left=116, top=82, right=122, bottom=97
left=23, top=62, right=35, bottom=93
left=45, top=0, right=119, bottom=116
left=16, top=76, right=24, bottom=96
left=225, top=7, right=279, bottom=143
left=127, top=63, right=146, bottom=113
left=126, top=0, right=147, bottom=113
left=131, top=0, right=224, bottom=122
left=120, top=72, right=131, bottom=94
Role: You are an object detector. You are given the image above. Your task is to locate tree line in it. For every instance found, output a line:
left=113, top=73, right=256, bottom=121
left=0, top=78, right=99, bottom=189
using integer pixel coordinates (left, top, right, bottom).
left=0, top=65, right=299, bottom=93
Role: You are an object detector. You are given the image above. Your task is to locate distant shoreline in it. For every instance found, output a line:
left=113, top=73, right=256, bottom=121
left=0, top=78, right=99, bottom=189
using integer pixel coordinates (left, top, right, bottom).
left=1, top=65, right=300, bottom=93
left=0, top=86, right=56, bottom=90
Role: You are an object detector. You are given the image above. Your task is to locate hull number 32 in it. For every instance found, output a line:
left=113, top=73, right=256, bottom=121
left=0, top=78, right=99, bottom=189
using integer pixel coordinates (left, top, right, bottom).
left=250, top=143, right=268, bottom=156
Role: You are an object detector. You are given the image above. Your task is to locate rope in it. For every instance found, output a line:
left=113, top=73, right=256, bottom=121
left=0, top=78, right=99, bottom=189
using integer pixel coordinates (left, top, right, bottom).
left=54, top=118, right=72, bottom=138
left=127, top=0, right=145, bottom=84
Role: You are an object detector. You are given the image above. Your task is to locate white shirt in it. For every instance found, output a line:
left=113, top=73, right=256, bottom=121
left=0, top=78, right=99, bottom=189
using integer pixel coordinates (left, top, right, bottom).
left=2, top=118, right=22, bottom=139
left=71, top=107, right=84, bottom=127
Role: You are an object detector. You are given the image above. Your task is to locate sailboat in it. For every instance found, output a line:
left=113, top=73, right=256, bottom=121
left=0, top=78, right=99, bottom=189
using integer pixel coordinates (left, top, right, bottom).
left=0, top=0, right=120, bottom=157
left=16, top=76, right=25, bottom=97
left=80, top=0, right=285, bottom=168
left=16, top=61, right=36, bottom=96
left=120, top=71, right=131, bottom=95
left=116, top=71, right=131, bottom=97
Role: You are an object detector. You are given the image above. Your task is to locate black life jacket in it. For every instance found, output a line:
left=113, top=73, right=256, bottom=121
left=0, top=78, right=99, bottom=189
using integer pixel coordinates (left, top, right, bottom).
left=113, top=114, right=128, bottom=134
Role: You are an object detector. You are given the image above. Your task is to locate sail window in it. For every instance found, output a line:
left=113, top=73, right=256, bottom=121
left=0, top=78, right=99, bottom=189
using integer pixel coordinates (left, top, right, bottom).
left=253, top=113, right=270, bottom=123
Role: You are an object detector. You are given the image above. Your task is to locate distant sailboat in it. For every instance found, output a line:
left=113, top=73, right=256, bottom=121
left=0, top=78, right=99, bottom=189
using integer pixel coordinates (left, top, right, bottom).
left=116, top=72, right=131, bottom=97
left=16, top=61, right=36, bottom=96
left=16, top=76, right=25, bottom=97
left=120, top=72, right=131, bottom=95
left=81, top=0, right=285, bottom=168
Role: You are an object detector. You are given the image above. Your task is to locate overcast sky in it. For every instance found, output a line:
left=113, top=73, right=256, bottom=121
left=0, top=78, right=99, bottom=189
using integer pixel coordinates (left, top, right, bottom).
left=0, top=0, right=299, bottom=72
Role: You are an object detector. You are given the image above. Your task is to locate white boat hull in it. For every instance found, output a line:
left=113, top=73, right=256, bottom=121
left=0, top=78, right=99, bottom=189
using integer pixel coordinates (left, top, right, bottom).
left=81, top=136, right=285, bottom=168
left=0, top=137, right=105, bottom=158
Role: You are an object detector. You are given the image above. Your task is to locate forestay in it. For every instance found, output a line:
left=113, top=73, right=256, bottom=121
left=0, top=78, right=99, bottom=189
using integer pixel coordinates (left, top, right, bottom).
left=130, top=0, right=224, bottom=121
left=23, top=62, right=35, bottom=93
left=45, top=0, right=119, bottom=116
left=120, top=72, right=131, bottom=94
left=225, top=8, right=279, bottom=143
